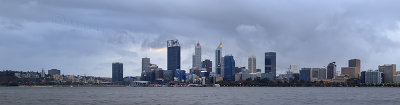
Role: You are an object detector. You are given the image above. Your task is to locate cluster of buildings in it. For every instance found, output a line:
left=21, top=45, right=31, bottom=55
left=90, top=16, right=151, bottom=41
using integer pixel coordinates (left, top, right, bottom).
left=110, top=39, right=400, bottom=86
left=4, top=69, right=112, bottom=84
left=298, top=59, right=400, bottom=84
left=111, top=40, right=281, bottom=86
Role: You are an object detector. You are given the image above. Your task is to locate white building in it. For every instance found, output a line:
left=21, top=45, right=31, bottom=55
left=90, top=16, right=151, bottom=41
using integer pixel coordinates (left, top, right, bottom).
left=248, top=56, right=256, bottom=73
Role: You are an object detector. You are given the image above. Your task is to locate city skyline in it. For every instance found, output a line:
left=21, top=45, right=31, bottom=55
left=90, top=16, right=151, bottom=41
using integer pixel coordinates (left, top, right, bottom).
left=2, top=0, right=400, bottom=77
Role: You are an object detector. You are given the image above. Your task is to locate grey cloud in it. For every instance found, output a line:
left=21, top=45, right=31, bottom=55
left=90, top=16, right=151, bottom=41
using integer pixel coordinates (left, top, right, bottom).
left=1, top=0, right=400, bottom=76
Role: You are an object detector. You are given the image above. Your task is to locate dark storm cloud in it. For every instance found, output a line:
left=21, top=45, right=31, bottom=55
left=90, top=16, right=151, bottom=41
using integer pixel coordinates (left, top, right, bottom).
left=1, top=0, right=400, bottom=76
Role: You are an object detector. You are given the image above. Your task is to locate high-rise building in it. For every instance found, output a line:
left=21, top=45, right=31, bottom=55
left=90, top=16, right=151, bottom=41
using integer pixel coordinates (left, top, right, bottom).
left=202, top=59, right=212, bottom=73
left=167, top=40, right=181, bottom=75
left=349, top=59, right=361, bottom=68
left=141, top=57, right=153, bottom=81
left=192, top=42, right=202, bottom=69
left=265, top=52, right=276, bottom=79
left=223, top=55, right=235, bottom=81
left=327, top=62, right=336, bottom=79
left=215, top=43, right=222, bottom=76
left=48, top=69, right=60, bottom=76
left=300, top=68, right=311, bottom=81
left=349, top=59, right=361, bottom=77
left=248, top=56, right=256, bottom=73
left=142, top=57, right=150, bottom=72
left=311, top=68, right=327, bottom=81
left=379, top=64, right=396, bottom=83
left=112, top=62, right=123, bottom=83
left=362, top=70, right=383, bottom=84
left=221, top=57, right=225, bottom=77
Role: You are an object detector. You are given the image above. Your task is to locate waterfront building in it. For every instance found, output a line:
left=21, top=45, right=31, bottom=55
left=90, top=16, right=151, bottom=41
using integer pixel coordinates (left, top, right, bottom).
left=394, top=74, right=400, bottom=83
left=167, top=40, right=181, bottom=75
left=248, top=56, right=256, bottom=73
left=223, top=55, right=235, bottom=81
left=341, top=67, right=358, bottom=79
left=300, top=68, right=311, bottom=81
left=48, top=69, right=61, bottom=76
left=379, top=64, right=396, bottom=83
left=154, top=69, right=164, bottom=81
left=112, top=62, right=123, bottom=83
left=215, top=43, right=222, bottom=76
left=192, top=42, right=202, bottom=69
left=174, top=70, right=186, bottom=82
left=340, top=59, right=361, bottom=79
left=163, top=70, right=174, bottom=82
left=362, top=70, right=383, bottom=84
left=265, top=52, right=276, bottom=79
left=310, top=68, right=327, bottom=81
left=327, top=62, right=336, bottom=79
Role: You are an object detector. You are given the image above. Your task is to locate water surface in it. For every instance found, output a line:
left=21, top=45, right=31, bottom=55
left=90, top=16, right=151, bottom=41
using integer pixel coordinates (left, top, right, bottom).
left=1, top=87, right=399, bottom=105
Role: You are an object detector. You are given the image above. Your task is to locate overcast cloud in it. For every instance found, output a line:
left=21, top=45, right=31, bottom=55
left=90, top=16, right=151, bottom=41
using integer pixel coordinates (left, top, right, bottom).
left=1, top=0, right=400, bottom=77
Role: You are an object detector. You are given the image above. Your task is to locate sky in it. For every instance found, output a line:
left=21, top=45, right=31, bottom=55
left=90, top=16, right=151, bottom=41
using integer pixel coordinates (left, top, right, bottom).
left=1, top=0, right=400, bottom=77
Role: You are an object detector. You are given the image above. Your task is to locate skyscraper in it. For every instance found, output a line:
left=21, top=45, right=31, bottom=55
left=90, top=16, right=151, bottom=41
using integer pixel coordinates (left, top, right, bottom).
left=202, top=59, right=212, bottom=73
left=192, top=42, right=202, bottom=69
left=167, top=40, right=181, bottom=74
left=215, top=42, right=222, bottom=76
left=223, top=55, right=235, bottom=81
left=248, top=55, right=256, bottom=73
left=265, top=52, right=276, bottom=79
left=349, top=59, right=361, bottom=77
left=327, top=62, right=336, bottom=79
left=379, top=64, right=396, bottom=83
left=112, top=62, right=123, bottom=83
left=142, top=57, right=150, bottom=72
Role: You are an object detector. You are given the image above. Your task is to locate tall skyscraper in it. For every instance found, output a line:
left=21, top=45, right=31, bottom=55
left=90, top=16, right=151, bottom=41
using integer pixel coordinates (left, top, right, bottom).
left=112, top=62, right=123, bottom=83
left=215, top=42, right=222, bottom=76
left=327, top=62, right=336, bottom=79
left=265, top=52, right=276, bottom=79
left=349, top=59, right=361, bottom=77
left=192, top=42, right=202, bottom=69
left=202, top=59, right=212, bottom=73
left=167, top=40, right=181, bottom=74
left=142, top=57, right=150, bottom=72
left=223, top=55, right=235, bottom=81
left=379, top=64, right=396, bottom=83
left=248, top=56, right=256, bottom=73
